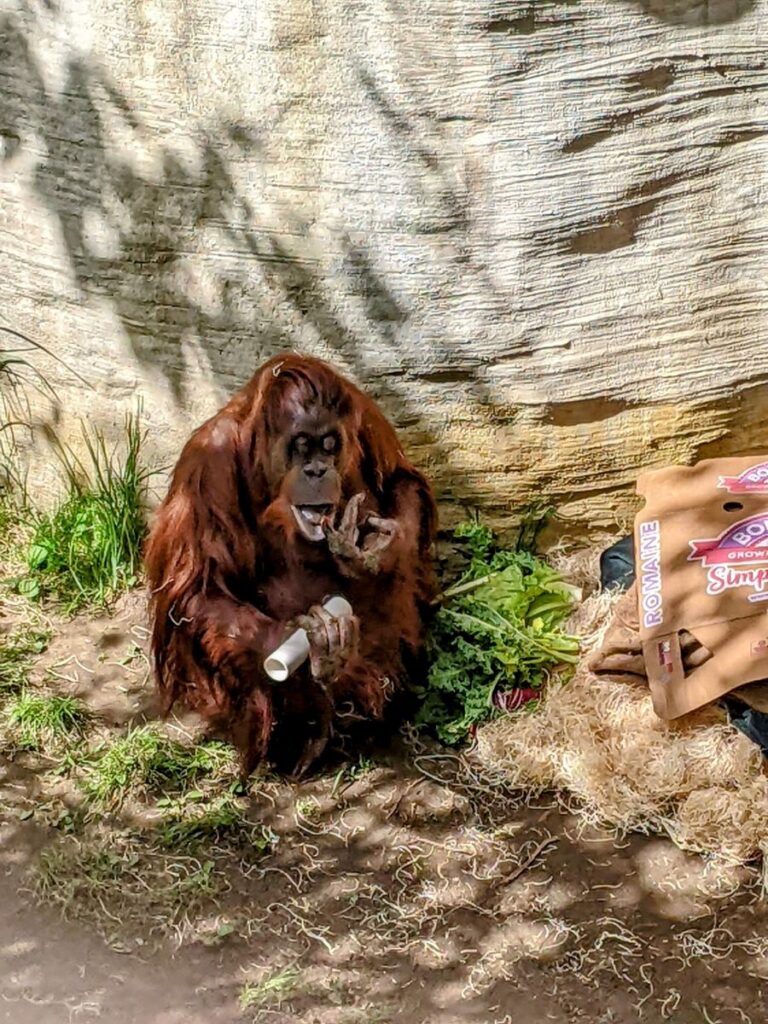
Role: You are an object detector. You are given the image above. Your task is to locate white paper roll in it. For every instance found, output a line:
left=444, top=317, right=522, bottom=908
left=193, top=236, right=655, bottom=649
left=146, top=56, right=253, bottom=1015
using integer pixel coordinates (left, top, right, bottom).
left=263, top=595, right=353, bottom=682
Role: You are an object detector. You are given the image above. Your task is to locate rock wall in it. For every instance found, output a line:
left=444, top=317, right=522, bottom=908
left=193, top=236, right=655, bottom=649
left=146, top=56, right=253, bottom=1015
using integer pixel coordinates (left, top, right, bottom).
left=1, top=0, right=766, bottom=536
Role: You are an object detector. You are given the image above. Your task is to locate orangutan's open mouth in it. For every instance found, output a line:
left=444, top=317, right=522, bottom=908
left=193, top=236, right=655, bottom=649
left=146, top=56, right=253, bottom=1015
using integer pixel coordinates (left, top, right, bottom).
left=291, top=504, right=335, bottom=542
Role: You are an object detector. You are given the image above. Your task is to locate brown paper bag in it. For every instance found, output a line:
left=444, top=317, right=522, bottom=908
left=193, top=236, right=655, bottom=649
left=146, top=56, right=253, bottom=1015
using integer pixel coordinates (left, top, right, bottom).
left=636, top=456, right=768, bottom=719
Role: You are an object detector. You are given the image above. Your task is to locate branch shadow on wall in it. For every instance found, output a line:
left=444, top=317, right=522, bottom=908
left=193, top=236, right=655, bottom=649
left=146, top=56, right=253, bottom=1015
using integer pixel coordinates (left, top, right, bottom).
left=0, top=0, right=761, bottom=522
left=0, top=16, right=290, bottom=402
left=0, top=6, right=510, bottom=518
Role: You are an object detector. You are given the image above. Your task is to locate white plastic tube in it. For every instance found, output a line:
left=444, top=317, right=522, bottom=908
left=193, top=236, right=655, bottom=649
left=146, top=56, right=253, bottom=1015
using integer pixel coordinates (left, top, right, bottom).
left=263, top=595, right=353, bottom=682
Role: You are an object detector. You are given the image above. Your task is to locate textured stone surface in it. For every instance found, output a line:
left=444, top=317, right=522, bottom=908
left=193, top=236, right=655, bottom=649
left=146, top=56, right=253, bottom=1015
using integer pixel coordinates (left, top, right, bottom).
left=0, top=0, right=766, bottom=535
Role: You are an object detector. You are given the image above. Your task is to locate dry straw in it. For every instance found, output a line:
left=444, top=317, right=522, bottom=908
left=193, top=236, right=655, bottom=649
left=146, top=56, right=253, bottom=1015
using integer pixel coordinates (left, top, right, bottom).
left=474, top=548, right=768, bottom=866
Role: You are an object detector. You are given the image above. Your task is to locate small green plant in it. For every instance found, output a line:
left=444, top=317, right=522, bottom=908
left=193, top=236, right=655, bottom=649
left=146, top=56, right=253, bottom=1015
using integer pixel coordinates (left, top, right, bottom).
left=156, top=795, right=275, bottom=853
left=347, top=754, right=374, bottom=779
left=5, top=690, right=90, bottom=751
left=19, top=412, right=149, bottom=611
left=332, top=754, right=375, bottom=795
left=417, top=520, right=580, bottom=745
left=81, top=726, right=235, bottom=805
left=295, top=796, right=321, bottom=820
left=239, top=969, right=301, bottom=1011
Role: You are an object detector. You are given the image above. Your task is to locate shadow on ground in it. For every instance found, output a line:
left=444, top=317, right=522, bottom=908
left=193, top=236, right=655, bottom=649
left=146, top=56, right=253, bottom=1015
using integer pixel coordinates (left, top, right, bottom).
left=0, top=590, right=766, bottom=1023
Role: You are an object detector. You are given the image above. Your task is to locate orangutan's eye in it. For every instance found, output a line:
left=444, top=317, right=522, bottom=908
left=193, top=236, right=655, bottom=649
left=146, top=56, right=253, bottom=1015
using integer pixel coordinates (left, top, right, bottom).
left=294, top=435, right=310, bottom=456
left=322, top=434, right=337, bottom=453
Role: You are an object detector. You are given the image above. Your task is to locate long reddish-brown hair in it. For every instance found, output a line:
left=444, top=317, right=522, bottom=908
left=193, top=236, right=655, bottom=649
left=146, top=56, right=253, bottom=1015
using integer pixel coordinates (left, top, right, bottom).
left=144, top=354, right=436, bottom=767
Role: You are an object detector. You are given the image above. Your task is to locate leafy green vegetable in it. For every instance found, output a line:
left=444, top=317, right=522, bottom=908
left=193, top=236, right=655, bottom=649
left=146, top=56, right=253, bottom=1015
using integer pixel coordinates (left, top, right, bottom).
left=416, top=520, right=580, bottom=745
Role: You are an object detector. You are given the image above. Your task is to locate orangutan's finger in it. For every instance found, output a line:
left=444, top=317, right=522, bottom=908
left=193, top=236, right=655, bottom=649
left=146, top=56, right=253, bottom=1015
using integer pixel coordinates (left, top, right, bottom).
left=324, top=523, right=357, bottom=559
left=291, top=731, right=330, bottom=780
left=313, top=605, right=341, bottom=654
left=367, top=515, right=397, bottom=537
left=304, top=608, right=330, bottom=656
left=296, top=614, right=323, bottom=640
left=338, top=613, right=359, bottom=656
left=348, top=614, right=360, bottom=652
left=339, top=493, right=365, bottom=541
left=365, top=531, right=394, bottom=556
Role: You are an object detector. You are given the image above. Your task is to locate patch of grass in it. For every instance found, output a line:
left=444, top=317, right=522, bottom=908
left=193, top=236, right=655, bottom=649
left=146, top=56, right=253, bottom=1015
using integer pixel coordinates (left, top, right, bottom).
left=0, top=329, right=59, bottom=511
left=19, top=412, right=149, bottom=611
left=29, top=787, right=274, bottom=948
left=239, top=969, right=301, bottom=1011
left=156, top=795, right=275, bottom=853
left=0, top=625, right=50, bottom=694
left=81, top=726, right=236, bottom=805
left=31, top=829, right=226, bottom=946
left=4, top=690, right=90, bottom=751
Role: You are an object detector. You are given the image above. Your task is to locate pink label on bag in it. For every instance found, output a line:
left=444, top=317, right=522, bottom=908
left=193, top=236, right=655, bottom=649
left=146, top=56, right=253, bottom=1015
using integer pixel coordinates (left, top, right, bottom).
left=718, top=462, right=768, bottom=494
left=690, top=514, right=768, bottom=596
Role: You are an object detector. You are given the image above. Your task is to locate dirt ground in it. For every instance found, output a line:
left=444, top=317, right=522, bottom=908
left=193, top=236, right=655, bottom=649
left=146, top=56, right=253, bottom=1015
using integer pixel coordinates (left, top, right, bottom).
left=1, top=593, right=768, bottom=1024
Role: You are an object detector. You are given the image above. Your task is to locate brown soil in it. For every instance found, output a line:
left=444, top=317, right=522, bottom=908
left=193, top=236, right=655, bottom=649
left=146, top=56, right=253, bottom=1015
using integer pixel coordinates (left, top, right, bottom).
left=1, top=592, right=767, bottom=1024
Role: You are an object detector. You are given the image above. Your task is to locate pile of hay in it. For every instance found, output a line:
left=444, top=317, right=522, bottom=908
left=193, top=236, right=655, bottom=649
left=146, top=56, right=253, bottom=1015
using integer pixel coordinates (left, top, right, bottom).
left=474, top=549, right=768, bottom=866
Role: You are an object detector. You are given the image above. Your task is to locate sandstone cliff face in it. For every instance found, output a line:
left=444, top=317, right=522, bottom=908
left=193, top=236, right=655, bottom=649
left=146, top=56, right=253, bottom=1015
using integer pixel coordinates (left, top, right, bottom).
left=1, top=0, right=765, bottom=535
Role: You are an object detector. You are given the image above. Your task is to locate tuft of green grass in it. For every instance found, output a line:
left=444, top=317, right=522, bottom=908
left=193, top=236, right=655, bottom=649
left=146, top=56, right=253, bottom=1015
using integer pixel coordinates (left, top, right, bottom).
left=0, top=626, right=50, bottom=695
left=19, top=412, right=149, bottom=612
left=5, top=690, right=90, bottom=751
left=81, top=726, right=236, bottom=805
left=156, top=795, right=275, bottom=853
left=239, top=969, right=301, bottom=1011
left=0, top=330, right=58, bottom=511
